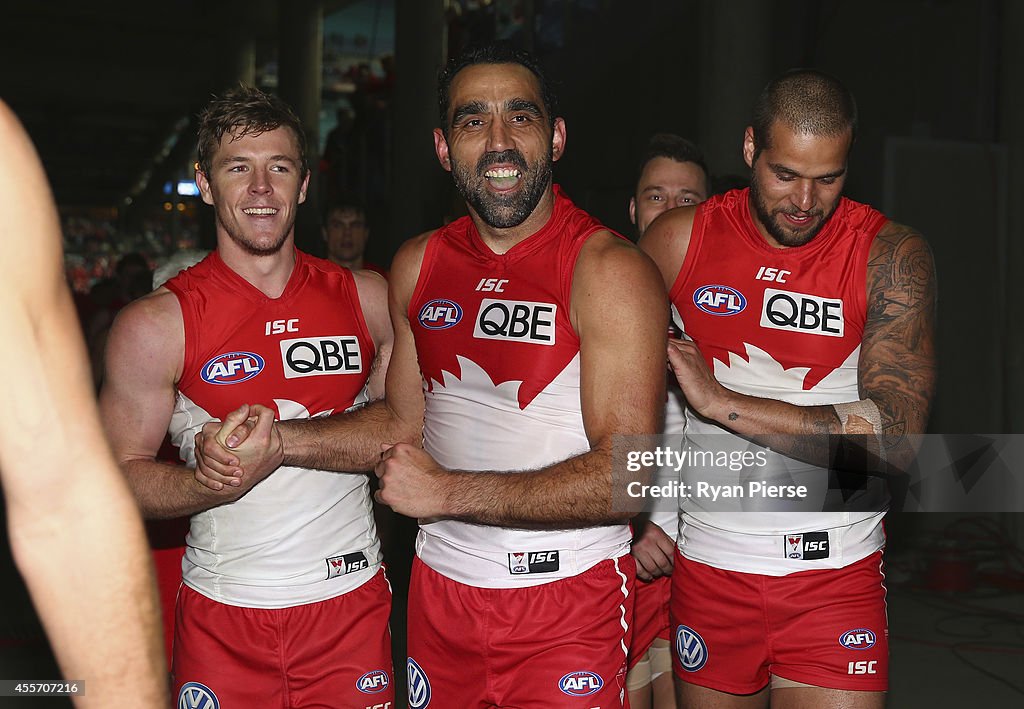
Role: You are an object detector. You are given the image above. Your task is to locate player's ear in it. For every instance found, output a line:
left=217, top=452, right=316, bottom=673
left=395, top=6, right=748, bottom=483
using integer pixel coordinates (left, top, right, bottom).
left=551, top=117, right=566, bottom=162
left=195, top=167, right=214, bottom=206
left=629, top=197, right=637, bottom=226
left=433, top=128, right=452, bottom=172
left=297, top=169, right=310, bottom=205
left=743, top=126, right=756, bottom=168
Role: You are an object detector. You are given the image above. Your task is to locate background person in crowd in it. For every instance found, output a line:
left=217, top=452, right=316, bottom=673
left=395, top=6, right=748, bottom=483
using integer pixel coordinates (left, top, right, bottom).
left=195, top=41, right=667, bottom=708
left=323, top=199, right=388, bottom=277
left=99, top=86, right=394, bottom=707
left=640, top=69, right=936, bottom=708
left=0, top=99, right=166, bottom=708
left=627, top=133, right=711, bottom=709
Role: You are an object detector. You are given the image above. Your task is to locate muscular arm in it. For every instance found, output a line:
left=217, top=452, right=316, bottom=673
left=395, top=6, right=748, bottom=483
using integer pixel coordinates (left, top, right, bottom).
left=378, top=233, right=668, bottom=526
left=0, top=102, right=165, bottom=707
left=653, top=219, right=937, bottom=472
left=100, top=290, right=258, bottom=517
left=352, top=268, right=394, bottom=402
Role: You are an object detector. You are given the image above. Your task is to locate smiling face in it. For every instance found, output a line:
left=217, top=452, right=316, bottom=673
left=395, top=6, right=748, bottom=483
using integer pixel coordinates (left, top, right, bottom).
left=744, top=120, right=851, bottom=248
left=195, top=126, right=309, bottom=256
left=433, top=62, right=565, bottom=239
left=630, top=156, right=709, bottom=237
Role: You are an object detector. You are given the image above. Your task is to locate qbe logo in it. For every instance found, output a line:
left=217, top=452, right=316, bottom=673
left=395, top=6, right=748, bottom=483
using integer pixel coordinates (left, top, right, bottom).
left=418, top=299, right=463, bottom=329
left=326, top=551, right=370, bottom=579
left=558, top=670, right=604, bottom=697
left=178, top=682, right=219, bottom=709
left=784, top=531, right=830, bottom=560
left=200, top=352, right=264, bottom=385
left=839, top=628, right=877, bottom=650
left=356, top=669, right=391, bottom=694
left=473, top=298, right=556, bottom=345
left=760, top=288, right=844, bottom=337
left=675, top=625, right=708, bottom=672
left=280, top=336, right=362, bottom=379
left=407, top=657, right=431, bottom=708
left=693, top=285, right=747, bottom=316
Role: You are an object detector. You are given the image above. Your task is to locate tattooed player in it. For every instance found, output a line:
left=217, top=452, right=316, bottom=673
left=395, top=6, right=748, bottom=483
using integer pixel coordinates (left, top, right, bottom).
left=639, top=69, right=936, bottom=708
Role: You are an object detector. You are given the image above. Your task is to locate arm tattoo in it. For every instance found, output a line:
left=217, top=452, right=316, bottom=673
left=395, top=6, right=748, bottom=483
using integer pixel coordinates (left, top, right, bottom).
left=861, top=222, right=937, bottom=458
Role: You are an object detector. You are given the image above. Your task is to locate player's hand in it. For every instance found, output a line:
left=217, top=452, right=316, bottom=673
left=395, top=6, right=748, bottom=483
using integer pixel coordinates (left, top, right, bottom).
left=667, top=337, right=726, bottom=419
left=194, top=404, right=283, bottom=493
left=374, top=443, right=451, bottom=519
left=631, top=521, right=676, bottom=581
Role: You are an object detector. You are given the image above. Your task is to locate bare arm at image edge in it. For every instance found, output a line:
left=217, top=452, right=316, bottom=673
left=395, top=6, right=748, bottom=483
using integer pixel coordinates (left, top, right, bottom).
left=0, top=103, right=166, bottom=706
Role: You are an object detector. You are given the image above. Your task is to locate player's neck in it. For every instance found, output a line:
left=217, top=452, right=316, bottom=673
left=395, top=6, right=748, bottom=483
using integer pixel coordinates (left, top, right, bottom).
left=471, top=187, right=556, bottom=255
left=218, top=238, right=297, bottom=299
left=330, top=255, right=364, bottom=270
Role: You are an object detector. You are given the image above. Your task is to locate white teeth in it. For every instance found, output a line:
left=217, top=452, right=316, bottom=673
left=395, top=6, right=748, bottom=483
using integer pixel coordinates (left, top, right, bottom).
left=243, top=207, right=277, bottom=215
left=485, top=168, right=521, bottom=179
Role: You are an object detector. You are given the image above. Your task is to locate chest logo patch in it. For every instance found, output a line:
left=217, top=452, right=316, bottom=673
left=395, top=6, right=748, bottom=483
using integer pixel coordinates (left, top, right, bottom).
left=201, top=352, right=264, bottom=385
left=473, top=298, right=556, bottom=345
left=418, top=298, right=463, bottom=329
left=760, top=288, right=844, bottom=337
left=280, top=336, right=362, bottom=379
left=693, top=285, right=747, bottom=316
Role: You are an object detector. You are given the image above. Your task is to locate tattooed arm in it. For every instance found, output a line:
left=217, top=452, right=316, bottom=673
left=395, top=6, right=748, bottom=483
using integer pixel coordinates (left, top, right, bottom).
left=667, top=220, right=936, bottom=472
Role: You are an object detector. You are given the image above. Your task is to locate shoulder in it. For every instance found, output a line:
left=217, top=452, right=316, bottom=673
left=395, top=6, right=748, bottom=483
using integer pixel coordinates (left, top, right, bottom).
left=573, top=230, right=665, bottom=311
left=869, top=219, right=931, bottom=261
left=637, top=205, right=700, bottom=287
left=109, top=288, right=183, bottom=348
left=352, top=269, right=390, bottom=331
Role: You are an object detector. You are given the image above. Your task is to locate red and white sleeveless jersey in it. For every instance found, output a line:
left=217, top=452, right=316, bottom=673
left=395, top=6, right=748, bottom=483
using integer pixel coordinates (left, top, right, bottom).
left=409, top=186, right=631, bottom=588
left=164, top=250, right=380, bottom=607
left=669, top=189, right=888, bottom=575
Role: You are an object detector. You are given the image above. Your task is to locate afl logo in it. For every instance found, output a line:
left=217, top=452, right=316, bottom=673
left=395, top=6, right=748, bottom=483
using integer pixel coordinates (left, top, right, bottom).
left=418, top=299, right=463, bottom=330
left=839, top=628, right=877, bottom=650
left=693, top=284, right=747, bottom=316
left=407, top=657, right=431, bottom=708
left=558, top=670, right=604, bottom=697
left=356, top=669, right=390, bottom=694
left=200, top=351, right=264, bottom=385
left=178, top=682, right=219, bottom=709
left=675, top=625, right=709, bottom=672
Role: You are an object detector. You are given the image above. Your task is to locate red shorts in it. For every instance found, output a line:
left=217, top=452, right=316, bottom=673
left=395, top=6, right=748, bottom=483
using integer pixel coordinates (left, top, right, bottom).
left=406, top=555, right=635, bottom=708
left=172, top=569, right=394, bottom=707
left=628, top=573, right=671, bottom=670
left=670, top=550, right=888, bottom=693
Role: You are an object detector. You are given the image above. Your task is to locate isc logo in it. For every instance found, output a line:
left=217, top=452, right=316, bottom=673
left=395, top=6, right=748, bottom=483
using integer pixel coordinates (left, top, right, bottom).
left=356, top=670, right=390, bottom=694
left=784, top=532, right=829, bottom=560
left=201, top=352, right=264, bottom=385
left=508, top=550, right=560, bottom=575
left=473, top=298, right=556, bottom=345
left=755, top=266, right=791, bottom=283
left=280, top=336, right=362, bottom=379
left=326, top=551, right=370, bottom=579
left=848, top=660, right=878, bottom=675
left=418, top=299, right=463, bottom=329
left=475, top=277, right=509, bottom=292
left=761, top=288, right=844, bottom=337
left=839, top=628, right=877, bottom=650
left=693, top=285, right=746, bottom=316
left=558, top=671, right=603, bottom=696
left=265, top=318, right=299, bottom=335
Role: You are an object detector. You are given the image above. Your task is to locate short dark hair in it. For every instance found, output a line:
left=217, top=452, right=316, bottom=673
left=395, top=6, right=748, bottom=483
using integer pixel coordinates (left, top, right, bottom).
left=323, top=199, right=367, bottom=224
left=636, top=133, right=710, bottom=195
left=196, top=85, right=308, bottom=177
left=437, top=41, right=557, bottom=134
left=750, top=69, right=857, bottom=161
